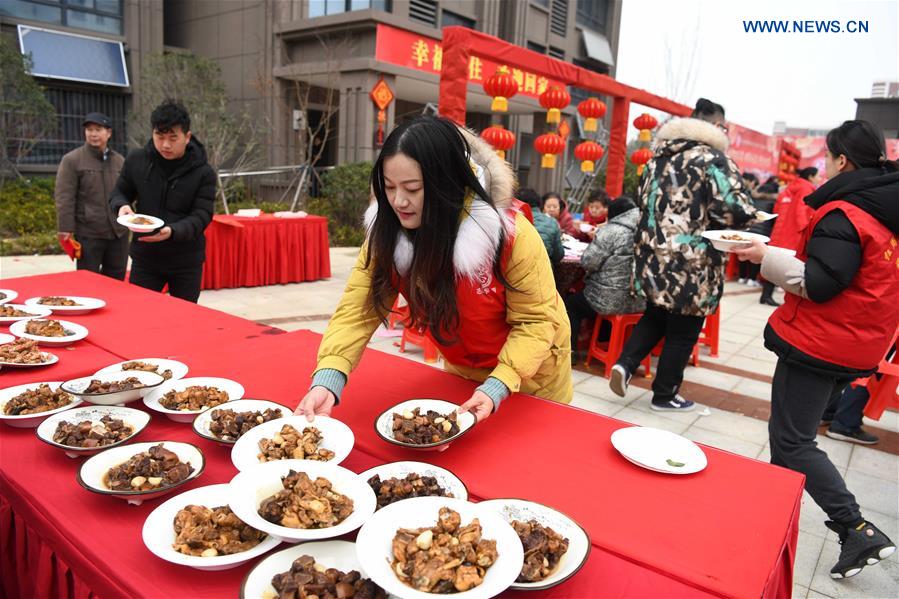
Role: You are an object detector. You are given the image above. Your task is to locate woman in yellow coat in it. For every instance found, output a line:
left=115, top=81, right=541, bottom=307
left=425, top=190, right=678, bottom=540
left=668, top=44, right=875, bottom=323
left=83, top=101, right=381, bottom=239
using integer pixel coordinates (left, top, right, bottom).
left=296, top=116, right=571, bottom=422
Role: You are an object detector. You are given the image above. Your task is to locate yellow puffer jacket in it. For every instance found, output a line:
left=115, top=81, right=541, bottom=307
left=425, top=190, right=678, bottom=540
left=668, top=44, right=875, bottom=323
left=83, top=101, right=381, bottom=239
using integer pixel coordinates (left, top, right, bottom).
left=314, top=209, right=573, bottom=404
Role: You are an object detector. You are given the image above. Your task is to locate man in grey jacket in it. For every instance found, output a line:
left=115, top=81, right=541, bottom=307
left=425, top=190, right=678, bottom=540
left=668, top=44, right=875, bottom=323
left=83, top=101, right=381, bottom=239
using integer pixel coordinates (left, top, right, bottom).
left=55, top=112, right=128, bottom=279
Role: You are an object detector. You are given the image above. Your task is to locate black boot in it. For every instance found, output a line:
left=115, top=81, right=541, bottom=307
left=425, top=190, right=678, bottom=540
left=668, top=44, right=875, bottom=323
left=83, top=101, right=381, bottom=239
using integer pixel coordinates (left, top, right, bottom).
left=760, top=295, right=781, bottom=307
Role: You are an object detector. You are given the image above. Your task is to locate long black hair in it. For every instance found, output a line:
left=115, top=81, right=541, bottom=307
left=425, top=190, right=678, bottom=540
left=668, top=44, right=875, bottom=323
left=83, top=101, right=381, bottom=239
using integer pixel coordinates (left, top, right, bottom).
left=826, top=120, right=899, bottom=173
left=367, top=115, right=507, bottom=344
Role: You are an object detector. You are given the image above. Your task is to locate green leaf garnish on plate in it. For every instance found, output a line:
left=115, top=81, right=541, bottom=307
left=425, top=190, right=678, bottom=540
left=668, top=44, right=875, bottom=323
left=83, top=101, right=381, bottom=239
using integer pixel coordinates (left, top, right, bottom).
left=666, top=459, right=685, bottom=468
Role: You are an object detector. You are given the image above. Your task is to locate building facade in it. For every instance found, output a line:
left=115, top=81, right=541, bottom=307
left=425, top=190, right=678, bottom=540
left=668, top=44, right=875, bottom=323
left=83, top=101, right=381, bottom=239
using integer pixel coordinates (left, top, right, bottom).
left=5, top=0, right=621, bottom=190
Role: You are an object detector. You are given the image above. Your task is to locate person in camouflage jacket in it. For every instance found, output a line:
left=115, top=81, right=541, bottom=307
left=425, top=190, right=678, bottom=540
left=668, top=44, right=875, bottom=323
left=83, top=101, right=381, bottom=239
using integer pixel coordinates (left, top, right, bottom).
left=610, top=98, right=760, bottom=412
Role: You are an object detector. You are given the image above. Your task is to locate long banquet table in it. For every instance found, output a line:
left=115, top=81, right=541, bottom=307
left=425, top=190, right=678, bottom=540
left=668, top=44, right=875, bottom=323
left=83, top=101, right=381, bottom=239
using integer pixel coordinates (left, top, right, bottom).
left=201, top=214, right=331, bottom=290
left=0, top=271, right=804, bottom=599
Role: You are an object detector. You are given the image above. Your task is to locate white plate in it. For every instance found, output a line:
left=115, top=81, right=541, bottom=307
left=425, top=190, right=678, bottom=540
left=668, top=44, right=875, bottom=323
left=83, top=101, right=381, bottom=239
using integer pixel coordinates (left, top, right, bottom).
left=358, top=461, right=469, bottom=509
left=0, top=303, right=52, bottom=324
left=9, top=318, right=88, bottom=346
left=143, top=377, right=244, bottom=423
left=755, top=210, right=778, bottom=221
left=95, top=358, right=189, bottom=382
left=62, top=370, right=167, bottom=406
left=36, top=405, right=151, bottom=458
left=374, top=399, right=477, bottom=451
left=0, top=346, right=59, bottom=369
left=231, top=415, right=355, bottom=471
left=701, top=230, right=770, bottom=253
left=117, top=213, right=164, bottom=233
left=77, top=440, right=205, bottom=506
left=228, top=460, right=376, bottom=543
left=478, top=498, right=591, bottom=591
left=0, top=289, right=18, bottom=305
left=241, top=540, right=369, bottom=599
left=356, top=496, right=524, bottom=599
left=0, top=381, right=81, bottom=428
left=0, top=333, right=15, bottom=344
left=610, top=426, right=708, bottom=475
left=192, top=399, right=290, bottom=445
left=142, top=483, right=281, bottom=571
left=23, top=296, right=106, bottom=315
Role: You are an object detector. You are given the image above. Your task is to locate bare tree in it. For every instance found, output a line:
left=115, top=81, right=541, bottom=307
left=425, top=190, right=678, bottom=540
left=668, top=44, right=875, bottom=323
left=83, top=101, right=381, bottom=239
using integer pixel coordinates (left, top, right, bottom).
left=0, top=35, right=56, bottom=179
left=662, top=10, right=702, bottom=106
left=129, top=52, right=266, bottom=198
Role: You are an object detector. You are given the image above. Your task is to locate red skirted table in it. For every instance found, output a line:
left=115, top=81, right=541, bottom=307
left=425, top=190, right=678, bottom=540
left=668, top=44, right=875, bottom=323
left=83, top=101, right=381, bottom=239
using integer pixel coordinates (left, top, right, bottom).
left=201, top=214, right=331, bottom=290
left=0, top=274, right=804, bottom=599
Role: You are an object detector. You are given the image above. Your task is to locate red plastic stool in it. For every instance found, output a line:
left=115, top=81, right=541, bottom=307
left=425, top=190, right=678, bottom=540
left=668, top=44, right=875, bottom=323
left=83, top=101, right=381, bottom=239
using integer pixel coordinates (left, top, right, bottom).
left=387, top=296, right=410, bottom=330
left=698, top=308, right=720, bottom=357
left=585, top=313, right=644, bottom=378
left=400, top=327, right=439, bottom=363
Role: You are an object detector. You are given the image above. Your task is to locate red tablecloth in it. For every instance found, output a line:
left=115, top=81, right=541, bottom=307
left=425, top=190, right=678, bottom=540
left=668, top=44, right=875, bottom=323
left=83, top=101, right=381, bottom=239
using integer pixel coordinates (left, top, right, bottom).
left=0, top=271, right=278, bottom=357
left=0, top=274, right=804, bottom=599
left=202, top=214, right=331, bottom=290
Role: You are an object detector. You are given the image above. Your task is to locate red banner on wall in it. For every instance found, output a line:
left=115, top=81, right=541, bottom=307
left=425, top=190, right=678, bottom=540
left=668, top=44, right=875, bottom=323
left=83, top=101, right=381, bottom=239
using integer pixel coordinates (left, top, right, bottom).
left=781, top=135, right=899, bottom=174
left=374, top=24, right=565, bottom=99
left=726, top=123, right=779, bottom=179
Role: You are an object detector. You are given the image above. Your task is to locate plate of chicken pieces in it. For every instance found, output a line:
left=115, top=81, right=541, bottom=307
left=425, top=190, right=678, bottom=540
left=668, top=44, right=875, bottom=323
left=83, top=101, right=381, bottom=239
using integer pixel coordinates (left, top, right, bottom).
left=241, top=540, right=388, bottom=599
left=142, top=483, right=280, bottom=571
left=230, top=415, right=354, bottom=471
left=10, top=318, right=88, bottom=346
left=477, top=498, right=590, bottom=591
left=375, top=399, right=476, bottom=451
left=0, top=338, right=58, bottom=369
left=24, top=296, right=106, bottom=315
left=355, top=496, right=524, bottom=599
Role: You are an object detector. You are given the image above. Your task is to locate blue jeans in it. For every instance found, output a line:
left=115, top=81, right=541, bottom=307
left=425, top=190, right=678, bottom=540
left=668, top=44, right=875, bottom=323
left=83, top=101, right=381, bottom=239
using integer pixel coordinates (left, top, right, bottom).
left=828, top=384, right=870, bottom=433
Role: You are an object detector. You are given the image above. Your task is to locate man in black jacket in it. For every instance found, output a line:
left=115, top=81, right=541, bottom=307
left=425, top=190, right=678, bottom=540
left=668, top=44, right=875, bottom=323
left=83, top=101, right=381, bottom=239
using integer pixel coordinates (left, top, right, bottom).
left=109, top=100, right=215, bottom=303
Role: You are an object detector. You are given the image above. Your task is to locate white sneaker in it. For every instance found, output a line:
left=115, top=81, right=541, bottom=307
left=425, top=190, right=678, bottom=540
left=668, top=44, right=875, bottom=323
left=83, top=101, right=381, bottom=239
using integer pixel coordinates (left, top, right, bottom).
left=609, top=364, right=631, bottom=397
left=737, top=278, right=747, bottom=284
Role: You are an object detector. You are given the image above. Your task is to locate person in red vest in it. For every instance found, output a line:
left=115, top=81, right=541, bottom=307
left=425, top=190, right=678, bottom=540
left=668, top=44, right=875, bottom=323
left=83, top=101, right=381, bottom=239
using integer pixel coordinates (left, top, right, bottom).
left=295, top=116, right=572, bottom=423
left=736, top=120, right=898, bottom=579
left=769, top=166, right=820, bottom=252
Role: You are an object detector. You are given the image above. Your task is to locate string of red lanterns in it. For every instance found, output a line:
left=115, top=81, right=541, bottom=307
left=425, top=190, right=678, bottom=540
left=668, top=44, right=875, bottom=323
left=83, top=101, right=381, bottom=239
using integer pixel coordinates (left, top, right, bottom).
left=629, top=113, right=658, bottom=175
left=480, top=125, right=516, bottom=160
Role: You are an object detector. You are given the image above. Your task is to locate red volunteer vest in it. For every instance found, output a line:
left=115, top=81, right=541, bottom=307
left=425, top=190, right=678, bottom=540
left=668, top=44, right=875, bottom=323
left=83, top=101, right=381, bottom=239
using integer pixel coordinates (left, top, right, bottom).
left=401, top=213, right=517, bottom=370
left=768, top=200, right=899, bottom=369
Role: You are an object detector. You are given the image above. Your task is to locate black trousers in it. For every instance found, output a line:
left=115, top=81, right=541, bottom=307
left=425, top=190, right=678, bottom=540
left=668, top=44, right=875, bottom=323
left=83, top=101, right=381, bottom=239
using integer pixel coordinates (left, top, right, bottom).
left=769, top=358, right=861, bottom=524
left=616, top=303, right=705, bottom=401
left=76, top=236, right=129, bottom=281
left=738, top=260, right=760, bottom=280
left=129, top=259, right=203, bottom=303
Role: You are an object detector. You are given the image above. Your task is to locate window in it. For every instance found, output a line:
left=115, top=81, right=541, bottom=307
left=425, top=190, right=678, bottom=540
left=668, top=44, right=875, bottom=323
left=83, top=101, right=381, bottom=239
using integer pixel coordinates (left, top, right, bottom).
left=550, top=0, right=568, bottom=36
left=18, top=25, right=130, bottom=87
left=23, top=86, right=128, bottom=166
left=309, top=0, right=390, bottom=18
left=0, top=0, right=122, bottom=35
left=532, top=0, right=549, bottom=7
left=409, top=0, right=437, bottom=27
left=576, top=0, right=608, bottom=33
left=526, top=41, right=546, bottom=54
left=441, top=9, right=475, bottom=30
left=548, top=46, right=565, bottom=60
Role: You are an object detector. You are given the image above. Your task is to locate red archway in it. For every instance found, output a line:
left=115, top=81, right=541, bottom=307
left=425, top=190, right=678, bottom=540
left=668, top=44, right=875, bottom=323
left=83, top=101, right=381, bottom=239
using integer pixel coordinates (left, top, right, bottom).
left=437, top=26, right=692, bottom=196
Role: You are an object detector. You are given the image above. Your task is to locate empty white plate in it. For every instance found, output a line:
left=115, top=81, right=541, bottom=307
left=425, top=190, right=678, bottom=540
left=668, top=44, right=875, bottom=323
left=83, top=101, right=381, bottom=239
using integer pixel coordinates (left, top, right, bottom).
left=610, top=426, right=707, bottom=475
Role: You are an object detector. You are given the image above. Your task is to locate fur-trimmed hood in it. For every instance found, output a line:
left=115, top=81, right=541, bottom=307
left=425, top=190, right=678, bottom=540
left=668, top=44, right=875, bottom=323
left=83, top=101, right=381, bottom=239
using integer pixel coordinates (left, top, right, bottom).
left=655, top=117, right=729, bottom=153
left=364, top=125, right=518, bottom=280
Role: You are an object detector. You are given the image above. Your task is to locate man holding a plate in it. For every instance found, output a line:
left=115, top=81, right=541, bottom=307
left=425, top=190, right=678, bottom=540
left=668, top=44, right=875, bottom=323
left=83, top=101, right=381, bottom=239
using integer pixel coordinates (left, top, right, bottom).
left=109, top=100, right=216, bottom=303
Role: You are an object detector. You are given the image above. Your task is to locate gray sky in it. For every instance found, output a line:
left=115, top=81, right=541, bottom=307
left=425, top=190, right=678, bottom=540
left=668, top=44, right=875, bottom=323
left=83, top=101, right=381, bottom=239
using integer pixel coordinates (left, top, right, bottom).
left=616, top=0, right=899, bottom=134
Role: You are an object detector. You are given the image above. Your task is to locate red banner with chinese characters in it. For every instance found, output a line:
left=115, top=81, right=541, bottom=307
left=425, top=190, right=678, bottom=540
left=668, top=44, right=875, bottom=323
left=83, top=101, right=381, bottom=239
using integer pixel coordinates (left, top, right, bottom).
left=780, top=135, right=899, bottom=174
left=374, top=24, right=564, bottom=99
left=726, top=123, right=779, bottom=180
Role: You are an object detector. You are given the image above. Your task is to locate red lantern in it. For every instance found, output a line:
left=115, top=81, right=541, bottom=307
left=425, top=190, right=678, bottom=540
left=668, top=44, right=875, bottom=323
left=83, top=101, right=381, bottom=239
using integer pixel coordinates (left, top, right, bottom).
left=483, top=66, right=519, bottom=113
left=480, top=125, right=516, bottom=160
left=633, top=113, right=658, bottom=142
left=539, top=85, right=570, bottom=124
left=578, top=98, right=606, bottom=132
left=574, top=141, right=604, bottom=172
left=630, top=147, right=653, bottom=176
left=534, top=133, right=565, bottom=169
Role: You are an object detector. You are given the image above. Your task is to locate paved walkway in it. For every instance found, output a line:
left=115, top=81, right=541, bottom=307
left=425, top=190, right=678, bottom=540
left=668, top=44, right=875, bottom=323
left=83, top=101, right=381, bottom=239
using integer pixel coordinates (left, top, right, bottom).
left=2, top=250, right=897, bottom=598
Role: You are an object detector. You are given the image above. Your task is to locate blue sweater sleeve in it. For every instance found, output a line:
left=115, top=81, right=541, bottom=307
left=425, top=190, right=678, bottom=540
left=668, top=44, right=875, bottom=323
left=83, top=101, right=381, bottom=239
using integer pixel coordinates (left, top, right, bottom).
left=476, top=376, right=510, bottom=412
left=310, top=368, right=346, bottom=405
